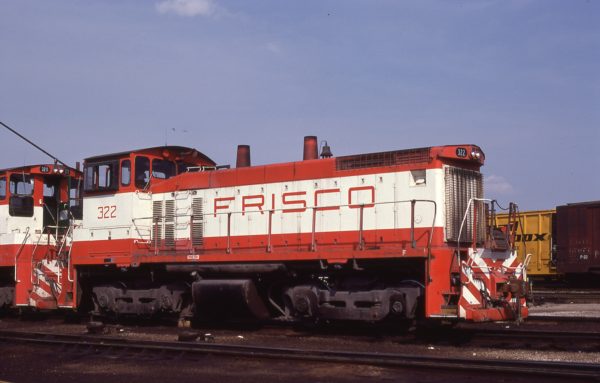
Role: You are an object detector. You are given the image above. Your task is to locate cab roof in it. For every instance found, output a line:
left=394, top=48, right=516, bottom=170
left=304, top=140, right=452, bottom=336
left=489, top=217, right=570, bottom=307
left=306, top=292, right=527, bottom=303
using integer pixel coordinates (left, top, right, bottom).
left=84, top=145, right=216, bottom=166
left=0, top=164, right=81, bottom=176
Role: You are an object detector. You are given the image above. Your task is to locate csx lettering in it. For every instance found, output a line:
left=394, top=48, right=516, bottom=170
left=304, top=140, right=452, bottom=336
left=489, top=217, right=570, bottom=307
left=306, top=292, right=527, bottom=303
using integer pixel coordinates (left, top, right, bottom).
left=213, top=186, right=376, bottom=216
left=515, top=233, right=547, bottom=242
left=97, top=205, right=117, bottom=219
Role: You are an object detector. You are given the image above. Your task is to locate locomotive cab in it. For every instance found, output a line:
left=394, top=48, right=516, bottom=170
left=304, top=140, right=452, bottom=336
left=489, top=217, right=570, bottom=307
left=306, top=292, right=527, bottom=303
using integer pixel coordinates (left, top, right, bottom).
left=77, top=147, right=215, bottom=243
left=73, top=146, right=216, bottom=314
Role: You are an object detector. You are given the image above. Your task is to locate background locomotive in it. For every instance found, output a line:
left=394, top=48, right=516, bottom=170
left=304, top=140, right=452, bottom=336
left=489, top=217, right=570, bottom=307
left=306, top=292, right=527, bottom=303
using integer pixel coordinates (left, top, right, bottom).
left=0, top=136, right=528, bottom=324
left=0, top=164, right=82, bottom=310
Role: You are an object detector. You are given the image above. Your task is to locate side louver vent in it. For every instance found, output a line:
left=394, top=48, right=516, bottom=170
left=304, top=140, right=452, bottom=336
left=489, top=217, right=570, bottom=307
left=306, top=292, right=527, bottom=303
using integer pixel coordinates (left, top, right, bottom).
left=152, top=200, right=163, bottom=249
left=191, top=198, right=204, bottom=247
left=152, top=199, right=176, bottom=250
left=164, top=200, right=175, bottom=248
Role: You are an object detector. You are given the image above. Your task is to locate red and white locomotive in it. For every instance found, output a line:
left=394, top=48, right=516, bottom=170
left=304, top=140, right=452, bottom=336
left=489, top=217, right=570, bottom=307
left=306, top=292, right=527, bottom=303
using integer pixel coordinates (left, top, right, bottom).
left=1, top=137, right=528, bottom=324
left=0, top=164, right=82, bottom=310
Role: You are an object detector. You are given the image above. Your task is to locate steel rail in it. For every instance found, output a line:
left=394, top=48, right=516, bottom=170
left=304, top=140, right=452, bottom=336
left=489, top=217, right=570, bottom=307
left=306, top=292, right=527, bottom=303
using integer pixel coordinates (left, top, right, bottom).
left=531, top=289, right=600, bottom=304
left=0, top=330, right=598, bottom=379
left=450, top=327, right=600, bottom=342
left=526, top=315, right=600, bottom=323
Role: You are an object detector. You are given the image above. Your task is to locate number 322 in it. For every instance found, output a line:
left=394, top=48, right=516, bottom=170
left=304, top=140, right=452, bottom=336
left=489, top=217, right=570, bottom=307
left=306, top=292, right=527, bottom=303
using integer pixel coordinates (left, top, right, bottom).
left=98, top=205, right=117, bottom=219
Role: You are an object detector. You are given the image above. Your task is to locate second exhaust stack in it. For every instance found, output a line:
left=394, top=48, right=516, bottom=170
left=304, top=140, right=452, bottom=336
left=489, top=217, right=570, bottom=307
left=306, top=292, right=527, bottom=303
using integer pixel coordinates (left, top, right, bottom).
left=303, top=136, right=318, bottom=160
left=236, top=145, right=251, bottom=168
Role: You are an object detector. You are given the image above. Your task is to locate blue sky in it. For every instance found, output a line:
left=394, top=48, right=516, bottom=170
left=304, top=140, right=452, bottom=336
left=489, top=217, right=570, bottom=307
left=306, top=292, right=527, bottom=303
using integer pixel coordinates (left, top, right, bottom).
left=1, top=0, right=598, bottom=210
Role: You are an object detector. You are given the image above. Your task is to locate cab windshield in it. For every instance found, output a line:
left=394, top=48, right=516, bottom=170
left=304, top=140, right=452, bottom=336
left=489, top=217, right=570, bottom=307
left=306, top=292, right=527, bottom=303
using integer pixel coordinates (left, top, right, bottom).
left=152, top=159, right=176, bottom=179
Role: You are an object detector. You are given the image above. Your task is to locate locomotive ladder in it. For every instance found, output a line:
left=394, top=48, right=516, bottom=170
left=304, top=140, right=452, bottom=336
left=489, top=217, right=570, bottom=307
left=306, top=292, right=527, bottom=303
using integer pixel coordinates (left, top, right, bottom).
left=28, top=224, right=75, bottom=309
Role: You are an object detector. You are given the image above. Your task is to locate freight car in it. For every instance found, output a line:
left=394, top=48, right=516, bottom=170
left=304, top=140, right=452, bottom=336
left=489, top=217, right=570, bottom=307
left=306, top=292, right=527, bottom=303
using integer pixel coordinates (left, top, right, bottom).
left=555, top=201, right=600, bottom=277
left=64, top=137, right=528, bottom=324
left=495, top=210, right=558, bottom=279
left=0, top=164, right=82, bottom=309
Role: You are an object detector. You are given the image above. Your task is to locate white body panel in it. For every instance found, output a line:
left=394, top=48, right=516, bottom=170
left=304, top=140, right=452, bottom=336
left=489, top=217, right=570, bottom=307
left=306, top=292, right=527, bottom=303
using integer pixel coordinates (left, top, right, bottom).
left=0, top=205, right=58, bottom=246
left=74, top=169, right=447, bottom=243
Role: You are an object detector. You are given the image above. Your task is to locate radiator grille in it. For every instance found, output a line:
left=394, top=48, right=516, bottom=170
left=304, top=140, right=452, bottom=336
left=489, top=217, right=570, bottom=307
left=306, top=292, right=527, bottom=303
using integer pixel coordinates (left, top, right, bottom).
left=445, top=166, right=485, bottom=243
left=191, top=198, right=204, bottom=247
left=153, top=201, right=163, bottom=221
left=152, top=201, right=163, bottom=248
left=336, top=148, right=431, bottom=171
left=152, top=199, right=176, bottom=249
left=164, top=200, right=175, bottom=248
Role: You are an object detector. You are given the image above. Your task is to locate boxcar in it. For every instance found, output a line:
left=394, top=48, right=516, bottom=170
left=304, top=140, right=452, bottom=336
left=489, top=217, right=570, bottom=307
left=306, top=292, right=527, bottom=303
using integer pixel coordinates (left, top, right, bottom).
left=555, top=201, right=600, bottom=275
left=496, top=210, right=557, bottom=279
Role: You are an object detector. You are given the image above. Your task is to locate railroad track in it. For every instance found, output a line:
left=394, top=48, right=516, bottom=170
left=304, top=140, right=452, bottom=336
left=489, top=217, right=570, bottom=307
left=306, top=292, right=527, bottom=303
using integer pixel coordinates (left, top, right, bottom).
left=531, top=289, right=600, bottom=304
left=526, top=315, right=600, bottom=323
left=410, top=325, right=600, bottom=353
left=0, top=329, right=598, bottom=379
left=454, top=327, right=600, bottom=346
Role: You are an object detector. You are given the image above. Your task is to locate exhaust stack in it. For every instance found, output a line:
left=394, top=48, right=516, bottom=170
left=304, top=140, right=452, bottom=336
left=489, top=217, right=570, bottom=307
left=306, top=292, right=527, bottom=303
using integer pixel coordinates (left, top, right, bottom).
left=303, top=136, right=318, bottom=161
left=236, top=145, right=251, bottom=168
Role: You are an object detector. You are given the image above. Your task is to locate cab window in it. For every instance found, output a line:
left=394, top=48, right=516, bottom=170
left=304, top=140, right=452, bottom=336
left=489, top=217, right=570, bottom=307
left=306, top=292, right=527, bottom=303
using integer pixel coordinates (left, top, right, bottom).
left=121, top=160, right=131, bottom=186
left=9, top=174, right=34, bottom=217
left=10, top=174, right=34, bottom=195
left=84, top=161, right=119, bottom=192
left=135, top=156, right=150, bottom=189
left=70, top=178, right=83, bottom=219
left=0, top=177, right=5, bottom=200
left=43, top=182, right=55, bottom=197
left=152, top=159, right=176, bottom=179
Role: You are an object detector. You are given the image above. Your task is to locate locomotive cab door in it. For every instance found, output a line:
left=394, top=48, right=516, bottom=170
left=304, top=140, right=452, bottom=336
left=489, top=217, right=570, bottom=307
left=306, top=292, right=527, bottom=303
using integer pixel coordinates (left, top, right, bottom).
left=42, top=176, right=64, bottom=233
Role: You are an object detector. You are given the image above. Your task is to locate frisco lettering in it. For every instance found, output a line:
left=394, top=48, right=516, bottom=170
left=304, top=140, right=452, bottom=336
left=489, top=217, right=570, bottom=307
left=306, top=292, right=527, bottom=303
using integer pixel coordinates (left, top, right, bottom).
left=213, top=186, right=375, bottom=217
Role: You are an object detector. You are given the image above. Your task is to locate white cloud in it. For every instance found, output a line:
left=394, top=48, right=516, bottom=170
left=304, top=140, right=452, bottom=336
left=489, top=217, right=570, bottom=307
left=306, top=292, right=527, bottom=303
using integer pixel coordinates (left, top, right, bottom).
left=485, top=175, right=514, bottom=195
left=156, top=0, right=217, bottom=17
left=266, top=42, right=282, bottom=54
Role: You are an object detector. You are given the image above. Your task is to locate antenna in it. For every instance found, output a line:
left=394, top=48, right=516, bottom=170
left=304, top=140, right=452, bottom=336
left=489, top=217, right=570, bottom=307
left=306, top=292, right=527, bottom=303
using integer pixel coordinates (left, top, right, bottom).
left=0, top=120, right=69, bottom=167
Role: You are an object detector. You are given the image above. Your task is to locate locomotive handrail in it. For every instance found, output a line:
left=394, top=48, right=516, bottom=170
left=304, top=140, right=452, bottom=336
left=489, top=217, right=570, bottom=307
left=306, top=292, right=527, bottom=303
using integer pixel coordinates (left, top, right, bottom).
left=134, top=190, right=153, bottom=200
left=456, top=198, right=492, bottom=253
left=131, top=199, right=438, bottom=222
left=56, top=224, right=73, bottom=258
left=131, top=198, right=438, bottom=260
left=31, top=232, right=45, bottom=285
left=67, top=233, right=74, bottom=283
left=85, top=224, right=133, bottom=230
left=30, top=231, right=43, bottom=257
left=131, top=220, right=153, bottom=248
left=13, top=227, right=30, bottom=283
